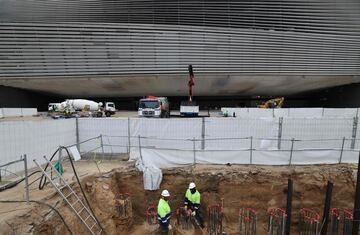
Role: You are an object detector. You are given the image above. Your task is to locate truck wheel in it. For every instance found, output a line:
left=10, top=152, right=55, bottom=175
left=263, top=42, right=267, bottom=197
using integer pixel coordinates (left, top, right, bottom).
left=97, top=112, right=103, bottom=117
left=105, top=111, right=111, bottom=117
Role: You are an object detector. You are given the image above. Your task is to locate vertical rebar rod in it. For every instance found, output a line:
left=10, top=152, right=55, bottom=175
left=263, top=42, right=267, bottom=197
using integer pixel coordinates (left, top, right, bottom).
left=352, top=151, right=360, bottom=235
left=289, top=138, right=295, bottom=166
left=322, top=181, right=333, bottom=235
left=23, top=154, right=29, bottom=204
left=339, top=137, right=345, bottom=164
left=285, top=179, right=293, bottom=235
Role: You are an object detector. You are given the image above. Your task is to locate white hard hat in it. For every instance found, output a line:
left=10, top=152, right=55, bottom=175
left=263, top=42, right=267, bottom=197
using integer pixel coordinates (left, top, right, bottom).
left=161, top=189, right=170, bottom=197
left=189, top=182, right=196, bottom=189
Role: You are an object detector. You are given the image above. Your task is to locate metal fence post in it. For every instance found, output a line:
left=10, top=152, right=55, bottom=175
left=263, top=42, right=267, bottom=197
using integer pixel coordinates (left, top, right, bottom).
left=138, top=135, right=143, bottom=162
left=127, top=117, right=131, bottom=153
left=289, top=138, right=295, bottom=166
left=193, top=137, right=196, bottom=165
left=23, top=154, right=29, bottom=204
left=351, top=117, right=358, bottom=149
left=100, top=134, right=105, bottom=158
left=76, top=117, right=80, bottom=152
left=201, top=117, right=205, bottom=150
left=339, top=137, right=346, bottom=163
left=58, top=145, right=63, bottom=163
left=278, top=117, right=283, bottom=150
left=250, top=136, right=253, bottom=164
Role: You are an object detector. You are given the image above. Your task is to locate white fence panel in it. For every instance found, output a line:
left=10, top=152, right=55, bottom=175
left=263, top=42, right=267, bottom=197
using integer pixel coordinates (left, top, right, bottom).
left=21, top=108, right=38, bottom=116
left=2, top=108, right=22, bottom=117
left=248, top=108, right=274, bottom=118
left=288, top=108, right=323, bottom=118
left=0, top=119, right=76, bottom=174
left=323, top=108, right=358, bottom=118
left=274, top=109, right=290, bottom=118
left=78, top=118, right=129, bottom=154
left=205, top=118, right=279, bottom=150
left=281, top=118, right=354, bottom=150
left=130, top=118, right=202, bottom=150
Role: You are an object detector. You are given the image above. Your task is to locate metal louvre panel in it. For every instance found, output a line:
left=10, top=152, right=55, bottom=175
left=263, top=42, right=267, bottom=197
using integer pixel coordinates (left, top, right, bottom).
left=0, top=0, right=359, bottom=78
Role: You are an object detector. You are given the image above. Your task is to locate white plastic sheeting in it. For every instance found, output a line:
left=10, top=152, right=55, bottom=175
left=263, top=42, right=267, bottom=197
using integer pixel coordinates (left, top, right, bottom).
left=78, top=118, right=129, bottom=154
left=129, top=148, right=359, bottom=167
left=0, top=119, right=76, bottom=174
left=20, top=108, right=38, bottom=116
left=221, top=108, right=359, bottom=118
left=281, top=118, right=354, bottom=150
left=288, top=108, right=324, bottom=118
left=204, top=118, right=278, bottom=150
left=130, top=118, right=202, bottom=150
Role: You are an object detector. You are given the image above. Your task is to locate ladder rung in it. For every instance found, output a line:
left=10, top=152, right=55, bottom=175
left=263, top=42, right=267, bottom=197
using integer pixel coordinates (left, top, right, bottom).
left=77, top=207, right=85, bottom=215
left=84, top=215, right=91, bottom=222
left=65, top=191, right=74, bottom=198
left=90, top=222, right=97, bottom=229
left=60, top=185, right=68, bottom=190
left=71, top=199, right=80, bottom=207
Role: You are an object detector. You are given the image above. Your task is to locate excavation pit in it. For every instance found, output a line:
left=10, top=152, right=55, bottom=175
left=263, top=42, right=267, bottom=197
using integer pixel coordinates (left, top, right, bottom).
left=5, top=164, right=356, bottom=235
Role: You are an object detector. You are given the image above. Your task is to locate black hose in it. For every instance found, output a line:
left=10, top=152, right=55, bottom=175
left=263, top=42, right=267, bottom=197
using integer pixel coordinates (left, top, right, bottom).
left=0, top=170, right=41, bottom=192
left=38, top=146, right=107, bottom=235
left=0, top=200, right=74, bottom=235
left=39, top=148, right=61, bottom=190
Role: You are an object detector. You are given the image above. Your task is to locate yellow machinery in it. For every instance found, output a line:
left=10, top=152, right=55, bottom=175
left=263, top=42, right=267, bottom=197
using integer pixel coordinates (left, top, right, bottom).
left=257, top=97, right=284, bottom=108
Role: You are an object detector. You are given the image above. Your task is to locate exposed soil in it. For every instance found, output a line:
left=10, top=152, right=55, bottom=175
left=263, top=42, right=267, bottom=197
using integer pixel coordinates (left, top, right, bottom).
left=2, top=164, right=357, bottom=235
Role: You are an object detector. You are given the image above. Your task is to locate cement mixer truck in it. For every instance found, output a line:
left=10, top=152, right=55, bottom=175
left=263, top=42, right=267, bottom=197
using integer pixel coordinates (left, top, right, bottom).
left=48, top=99, right=116, bottom=118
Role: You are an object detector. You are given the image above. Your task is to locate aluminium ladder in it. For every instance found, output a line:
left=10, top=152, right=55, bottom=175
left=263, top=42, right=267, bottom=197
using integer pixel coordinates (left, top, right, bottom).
left=34, top=156, right=104, bottom=235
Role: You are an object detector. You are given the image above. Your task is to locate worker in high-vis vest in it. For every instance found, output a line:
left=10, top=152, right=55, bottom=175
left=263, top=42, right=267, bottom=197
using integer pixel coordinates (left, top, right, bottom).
left=184, top=182, right=205, bottom=228
left=157, top=189, right=172, bottom=235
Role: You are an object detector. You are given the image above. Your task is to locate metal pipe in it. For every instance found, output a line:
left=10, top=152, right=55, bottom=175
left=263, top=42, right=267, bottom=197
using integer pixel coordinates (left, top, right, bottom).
left=127, top=117, right=131, bottom=153
left=76, top=117, right=80, bottom=151
left=352, top=151, right=360, bottom=235
left=339, top=137, right=346, bottom=163
left=289, top=138, right=295, bottom=166
left=250, top=136, right=253, bottom=164
left=285, top=179, right=293, bottom=235
left=138, top=135, right=143, bottom=162
left=23, top=154, right=30, bottom=204
left=278, top=117, right=283, bottom=150
left=321, top=181, right=333, bottom=235
left=193, top=137, right=196, bottom=165
left=100, top=134, right=105, bottom=158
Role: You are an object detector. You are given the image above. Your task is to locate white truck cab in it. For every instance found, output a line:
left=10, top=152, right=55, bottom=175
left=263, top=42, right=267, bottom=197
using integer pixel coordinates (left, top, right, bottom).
left=103, top=102, right=116, bottom=117
left=138, top=96, right=170, bottom=118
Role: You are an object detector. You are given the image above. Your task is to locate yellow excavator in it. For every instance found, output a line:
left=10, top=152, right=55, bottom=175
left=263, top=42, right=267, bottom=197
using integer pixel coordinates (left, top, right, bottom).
left=257, top=97, right=285, bottom=108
